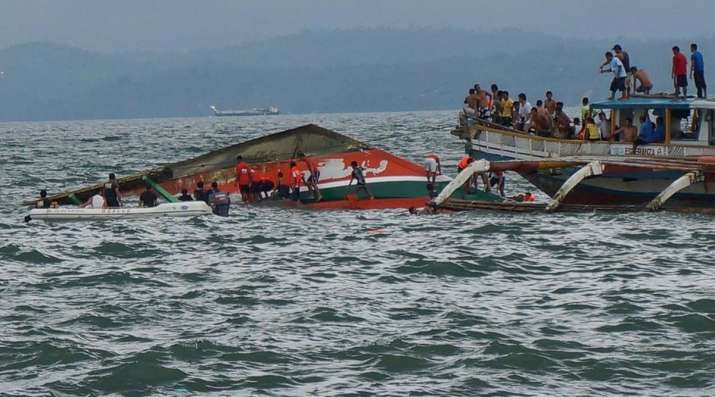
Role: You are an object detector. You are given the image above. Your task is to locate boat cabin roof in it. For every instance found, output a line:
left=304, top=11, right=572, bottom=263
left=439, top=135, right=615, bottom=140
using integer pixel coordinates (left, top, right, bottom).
left=591, top=97, right=691, bottom=110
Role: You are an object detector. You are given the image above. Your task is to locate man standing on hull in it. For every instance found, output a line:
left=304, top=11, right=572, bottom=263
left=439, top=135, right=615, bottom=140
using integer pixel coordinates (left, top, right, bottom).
left=691, top=43, right=707, bottom=98
left=672, top=46, right=688, bottom=99
left=235, top=155, right=253, bottom=202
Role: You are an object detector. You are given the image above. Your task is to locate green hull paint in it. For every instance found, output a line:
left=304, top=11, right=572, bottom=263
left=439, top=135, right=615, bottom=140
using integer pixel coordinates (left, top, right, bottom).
left=301, top=180, right=503, bottom=203
left=312, top=180, right=448, bottom=201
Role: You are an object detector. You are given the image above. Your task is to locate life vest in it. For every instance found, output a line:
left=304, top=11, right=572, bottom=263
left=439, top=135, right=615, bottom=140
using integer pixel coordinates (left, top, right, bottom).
left=290, top=166, right=302, bottom=187
left=211, top=191, right=230, bottom=206
left=457, top=155, right=472, bottom=170
left=524, top=193, right=536, bottom=202
left=236, top=162, right=252, bottom=185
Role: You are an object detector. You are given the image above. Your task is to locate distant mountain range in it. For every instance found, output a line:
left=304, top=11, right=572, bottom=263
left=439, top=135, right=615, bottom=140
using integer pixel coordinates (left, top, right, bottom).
left=0, top=29, right=711, bottom=121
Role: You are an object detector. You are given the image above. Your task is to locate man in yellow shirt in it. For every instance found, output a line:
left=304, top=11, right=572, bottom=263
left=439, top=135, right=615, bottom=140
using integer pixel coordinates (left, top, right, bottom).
left=500, top=91, right=514, bottom=127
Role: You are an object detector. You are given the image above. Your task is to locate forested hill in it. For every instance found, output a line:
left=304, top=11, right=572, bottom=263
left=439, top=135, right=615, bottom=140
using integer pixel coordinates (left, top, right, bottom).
left=0, top=29, right=711, bottom=121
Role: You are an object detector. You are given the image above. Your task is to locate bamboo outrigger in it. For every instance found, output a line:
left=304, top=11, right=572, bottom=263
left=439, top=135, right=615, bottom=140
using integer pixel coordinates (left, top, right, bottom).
left=431, top=156, right=715, bottom=213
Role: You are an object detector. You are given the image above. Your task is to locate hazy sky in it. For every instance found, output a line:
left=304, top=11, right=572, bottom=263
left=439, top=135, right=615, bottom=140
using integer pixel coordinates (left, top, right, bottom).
left=1, top=0, right=714, bottom=51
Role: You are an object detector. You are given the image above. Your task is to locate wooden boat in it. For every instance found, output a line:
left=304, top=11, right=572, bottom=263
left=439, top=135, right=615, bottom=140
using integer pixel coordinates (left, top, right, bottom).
left=29, top=124, right=453, bottom=210
left=452, top=97, right=715, bottom=209
left=26, top=202, right=212, bottom=222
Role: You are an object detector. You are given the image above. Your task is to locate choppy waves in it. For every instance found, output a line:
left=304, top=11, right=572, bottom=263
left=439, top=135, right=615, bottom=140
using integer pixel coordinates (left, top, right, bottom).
left=1, top=113, right=715, bottom=396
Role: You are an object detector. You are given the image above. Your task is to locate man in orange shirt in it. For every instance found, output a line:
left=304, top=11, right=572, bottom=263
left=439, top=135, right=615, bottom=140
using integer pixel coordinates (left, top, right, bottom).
left=235, top=155, right=253, bottom=202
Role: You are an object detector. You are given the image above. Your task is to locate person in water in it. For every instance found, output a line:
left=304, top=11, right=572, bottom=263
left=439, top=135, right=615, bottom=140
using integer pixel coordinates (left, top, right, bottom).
left=178, top=189, right=193, bottom=201
left=194, top=181, right=209, bottom=204
left=80, top=193, right=106, bottom=208
left=139, top=184, right=158, bottom=207
left=102, top=173, right=122, bottom=208
left=348, top=160, right=373, bottom=199
left=207, top=181, right=230, bottom=216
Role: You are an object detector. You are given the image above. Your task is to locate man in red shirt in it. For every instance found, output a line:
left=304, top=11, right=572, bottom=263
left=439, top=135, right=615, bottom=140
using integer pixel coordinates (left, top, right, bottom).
left=672, top=46, right=688, bottom=98
left=234, top=155, right=253, bottom=202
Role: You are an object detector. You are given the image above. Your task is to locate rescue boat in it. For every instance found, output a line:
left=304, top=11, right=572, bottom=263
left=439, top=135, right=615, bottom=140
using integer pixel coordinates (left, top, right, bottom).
left=26, top=202, right=212, bottom=222
left=452, top=96, right=715, bottom=210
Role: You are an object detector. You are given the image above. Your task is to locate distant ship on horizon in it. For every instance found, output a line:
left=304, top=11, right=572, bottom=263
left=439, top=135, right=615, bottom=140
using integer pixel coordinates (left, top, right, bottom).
left=210, top=105, right=280, bottom=117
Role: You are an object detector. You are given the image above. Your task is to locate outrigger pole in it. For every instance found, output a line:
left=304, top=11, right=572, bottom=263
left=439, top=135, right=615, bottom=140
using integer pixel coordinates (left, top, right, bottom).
left=432, top=157, right=713, bottom=212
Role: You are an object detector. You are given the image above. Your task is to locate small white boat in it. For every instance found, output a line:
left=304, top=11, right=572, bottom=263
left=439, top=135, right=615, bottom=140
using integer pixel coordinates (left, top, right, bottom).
left=27, top=201, right=213, bottom=222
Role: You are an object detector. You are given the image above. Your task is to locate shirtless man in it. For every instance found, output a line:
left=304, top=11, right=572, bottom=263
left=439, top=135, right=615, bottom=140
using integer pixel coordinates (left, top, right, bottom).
left=611, top=117, right=638, bottom=143
left=630, top=67, right=653, bottom=95
left=544, top=91, right=557, bottom=116
left=554, top=102, right=572, bottom=139
left=466, top=89, right=480, bottom=114
left=534, top=102, right=552, bottom=136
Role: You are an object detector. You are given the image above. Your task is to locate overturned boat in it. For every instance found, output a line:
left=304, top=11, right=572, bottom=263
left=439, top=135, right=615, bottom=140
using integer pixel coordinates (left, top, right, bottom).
left=452, top=97, right=715, bottom=210
left=30, top=124, right=451, bottom=210
left=27, top=202, right=213, bottom=222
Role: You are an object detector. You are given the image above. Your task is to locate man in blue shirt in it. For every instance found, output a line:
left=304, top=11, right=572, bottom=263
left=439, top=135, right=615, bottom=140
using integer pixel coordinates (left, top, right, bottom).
left=633, top=114, right=657, bottom=151
left=691, top=43, right=707, bottom=98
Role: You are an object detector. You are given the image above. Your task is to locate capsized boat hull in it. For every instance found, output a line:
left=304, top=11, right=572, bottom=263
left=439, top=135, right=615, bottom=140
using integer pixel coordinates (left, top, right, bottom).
left=27, top=202, right=212, bottom=221
left=37, top=125, right=451, bottom=210
left=155, top=148, right=453, bottom=209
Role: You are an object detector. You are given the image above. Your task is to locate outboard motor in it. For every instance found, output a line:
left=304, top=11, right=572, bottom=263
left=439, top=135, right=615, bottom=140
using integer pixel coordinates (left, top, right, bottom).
left=210, top=192, right=231, bottom=217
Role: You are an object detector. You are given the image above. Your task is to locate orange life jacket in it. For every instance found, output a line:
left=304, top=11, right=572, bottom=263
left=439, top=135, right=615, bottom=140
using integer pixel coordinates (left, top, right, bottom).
left=290, top=166, right=302, bottom=187
left=236, top=162, right=252, bottom=185
left=457, top=155, right=472, bottom=170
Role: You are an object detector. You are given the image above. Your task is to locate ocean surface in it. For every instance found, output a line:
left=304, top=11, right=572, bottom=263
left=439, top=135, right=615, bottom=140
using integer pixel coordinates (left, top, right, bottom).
left=1, top=111, right=714, bottom=396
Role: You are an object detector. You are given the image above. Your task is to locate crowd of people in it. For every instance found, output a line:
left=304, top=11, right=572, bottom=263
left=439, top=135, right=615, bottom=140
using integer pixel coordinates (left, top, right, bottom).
left=461, top=43, right=708, bottom=143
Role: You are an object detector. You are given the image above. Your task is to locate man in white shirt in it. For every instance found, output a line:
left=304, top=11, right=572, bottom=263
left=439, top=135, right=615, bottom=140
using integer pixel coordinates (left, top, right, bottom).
left=516, top=93, right=532, bottom=132
left=80, top=194, right=106, bottom=209
left=595, top=111, right=610, bottom=140
left=599, top=51, right=628, bottom=100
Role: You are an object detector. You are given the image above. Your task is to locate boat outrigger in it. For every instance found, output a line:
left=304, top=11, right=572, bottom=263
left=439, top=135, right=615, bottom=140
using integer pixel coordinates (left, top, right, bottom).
left=451, top=96, right=715, bottom=211
left=26, top=124, right=456, bottom=211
